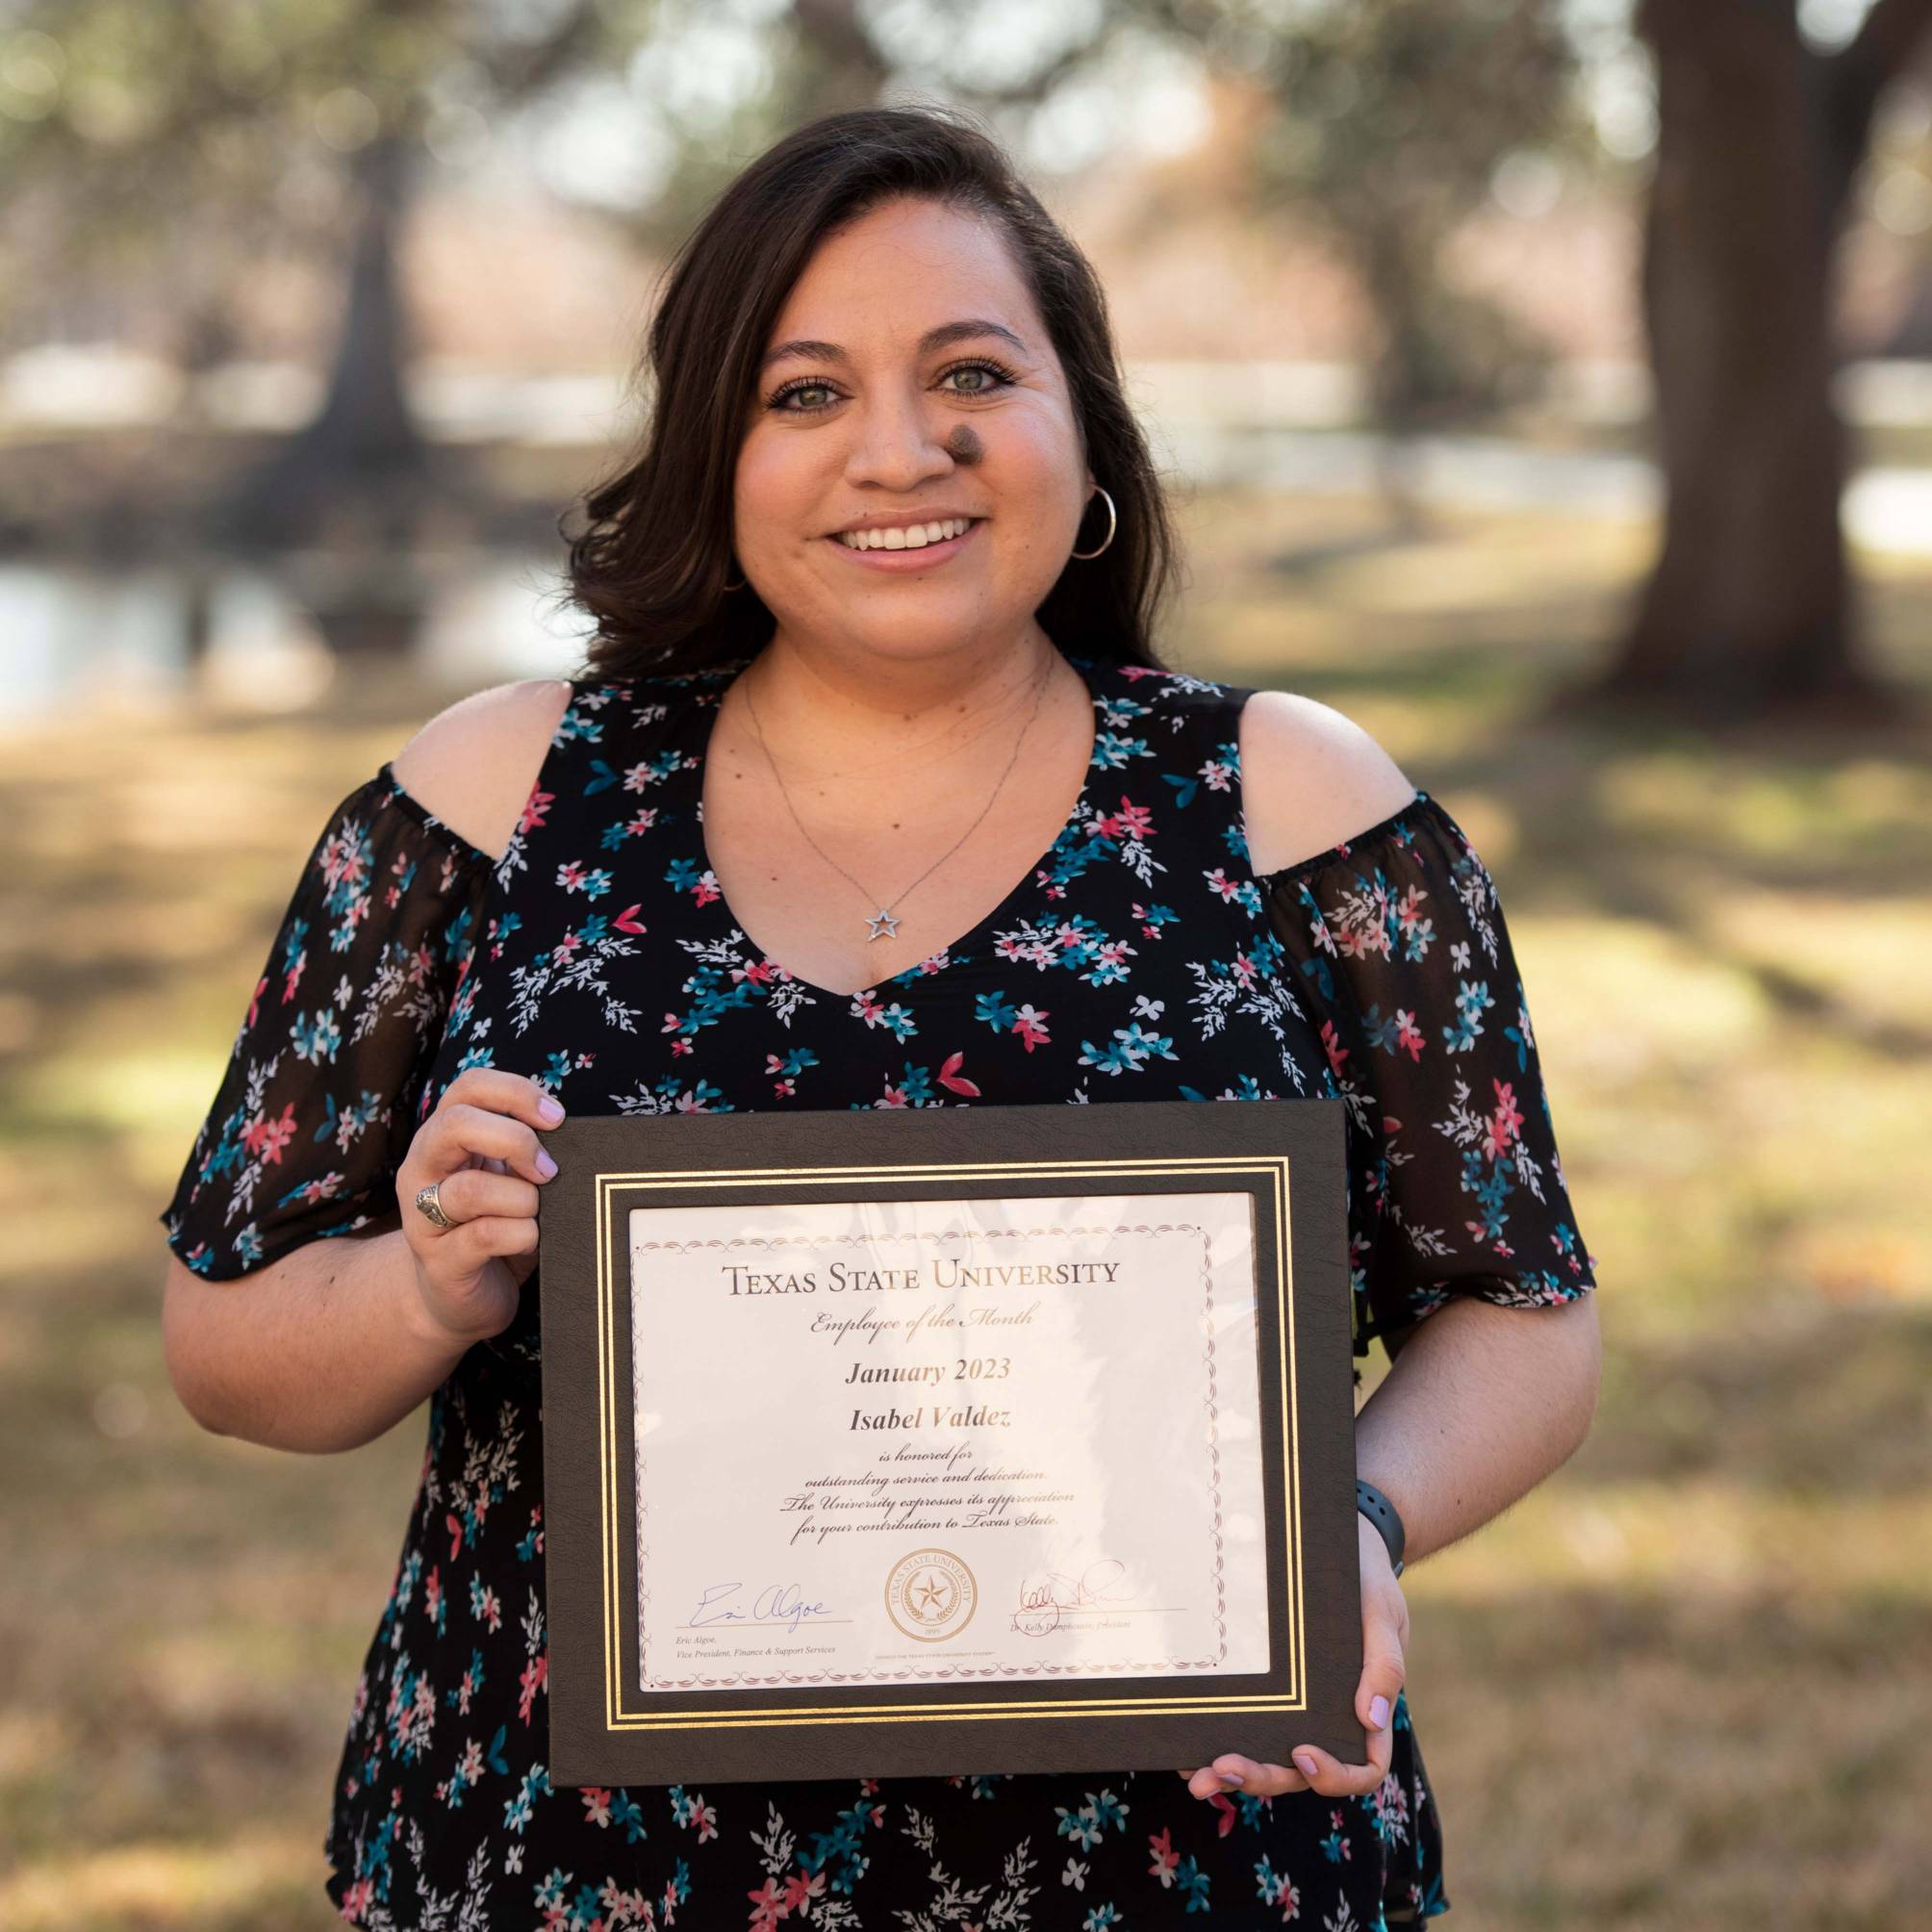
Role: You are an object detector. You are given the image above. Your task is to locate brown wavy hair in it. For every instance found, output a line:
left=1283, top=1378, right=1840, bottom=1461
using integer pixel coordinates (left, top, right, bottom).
left=560, top=103, right=1180, bottom=679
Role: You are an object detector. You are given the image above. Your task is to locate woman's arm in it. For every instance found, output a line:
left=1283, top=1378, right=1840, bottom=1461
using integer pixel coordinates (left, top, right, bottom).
left=163, top=1228, right=470, bottom=1455
left=159, top=680, right=573, bottom=1452
left=1183, top=1293, right=1601, bottom=1804
left=1357, top=1291, right=1602, bottom=1565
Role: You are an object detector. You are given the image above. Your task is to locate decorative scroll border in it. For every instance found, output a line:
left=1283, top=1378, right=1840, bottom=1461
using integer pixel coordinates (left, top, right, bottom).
left=628, top=1218, right=1235, bottom=1690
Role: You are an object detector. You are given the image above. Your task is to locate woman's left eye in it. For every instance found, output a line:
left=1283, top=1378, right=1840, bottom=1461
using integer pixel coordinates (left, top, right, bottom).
left=941, top=359, right=1017, bottom=396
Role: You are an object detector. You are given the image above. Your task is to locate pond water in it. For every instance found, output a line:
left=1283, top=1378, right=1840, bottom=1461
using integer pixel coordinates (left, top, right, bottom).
left=1, top=548, right=592, bottom=728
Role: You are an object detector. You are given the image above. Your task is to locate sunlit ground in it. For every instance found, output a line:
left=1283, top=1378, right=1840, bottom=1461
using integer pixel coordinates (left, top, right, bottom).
left=4, top=484, right=1929, bottom=1928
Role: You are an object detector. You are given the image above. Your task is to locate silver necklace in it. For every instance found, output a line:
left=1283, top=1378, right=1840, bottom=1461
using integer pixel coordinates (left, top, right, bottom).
left=740, top=648, right=1055, bottom=943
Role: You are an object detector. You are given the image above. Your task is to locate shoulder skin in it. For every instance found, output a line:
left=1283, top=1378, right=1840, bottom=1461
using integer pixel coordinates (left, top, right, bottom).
left=1235, top=689, right=1419, bottom=877
left=390, top=676, right=576, bottom=866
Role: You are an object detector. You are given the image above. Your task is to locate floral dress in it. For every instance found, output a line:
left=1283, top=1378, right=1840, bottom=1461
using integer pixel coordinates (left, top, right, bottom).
left=159, top=649, right=1598, bottom=1930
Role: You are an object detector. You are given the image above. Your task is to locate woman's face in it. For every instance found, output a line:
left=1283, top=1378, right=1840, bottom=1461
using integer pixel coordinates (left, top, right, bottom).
left=733, top=194, right=1095, bottom=670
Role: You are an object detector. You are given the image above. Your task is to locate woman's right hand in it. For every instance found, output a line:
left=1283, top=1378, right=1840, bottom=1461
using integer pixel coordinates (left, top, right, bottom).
left=394, top=1068, right=565, bottom=1345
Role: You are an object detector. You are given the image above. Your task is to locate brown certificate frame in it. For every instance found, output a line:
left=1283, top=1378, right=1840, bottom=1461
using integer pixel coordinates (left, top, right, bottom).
left=537, top=1097, right=1363, bottom=1785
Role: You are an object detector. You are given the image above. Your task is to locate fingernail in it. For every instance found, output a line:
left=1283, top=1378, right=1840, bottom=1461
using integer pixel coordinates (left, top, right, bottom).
left=1293, top=1751, right=1319, bottom=1779
left=1219, top=1770, right=1245, bottom=1788
left=538, top=1095, right=565, bottom=1123
left=536, top=1149, right=559, bottom=1178
left=1370, top=1694, right=1390, bottom=1730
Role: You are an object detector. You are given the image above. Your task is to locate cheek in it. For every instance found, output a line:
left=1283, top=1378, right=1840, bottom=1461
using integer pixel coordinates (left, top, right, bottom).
left=732, top=437, right=809, bottom=542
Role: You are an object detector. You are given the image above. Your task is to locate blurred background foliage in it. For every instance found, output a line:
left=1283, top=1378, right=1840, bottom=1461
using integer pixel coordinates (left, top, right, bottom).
left=3, top=1, right=1930, bottom=1925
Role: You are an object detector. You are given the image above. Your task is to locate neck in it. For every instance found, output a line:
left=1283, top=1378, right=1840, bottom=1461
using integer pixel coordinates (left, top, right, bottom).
left=745, top=628, right=1059, bottom=770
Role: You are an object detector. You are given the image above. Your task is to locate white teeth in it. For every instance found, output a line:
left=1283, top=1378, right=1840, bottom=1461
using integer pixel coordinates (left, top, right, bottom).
left=838, top=518, right=972, bottom=550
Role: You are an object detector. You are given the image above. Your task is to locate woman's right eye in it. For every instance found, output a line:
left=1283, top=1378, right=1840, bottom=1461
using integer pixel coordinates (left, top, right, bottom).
left=768, top=379, right=839, bottom=413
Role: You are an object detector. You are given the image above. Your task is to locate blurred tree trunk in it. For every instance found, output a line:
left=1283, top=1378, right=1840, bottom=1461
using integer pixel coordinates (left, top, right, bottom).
left=1608, top=0, right=1932, bottom=719
left=219, top=134, right=431, bottom=547
left=295, top=134, right=429, bottom=482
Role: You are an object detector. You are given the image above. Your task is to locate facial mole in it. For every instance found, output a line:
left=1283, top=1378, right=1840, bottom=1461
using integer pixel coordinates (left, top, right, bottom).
left=947, top=424, right=983, bottom=466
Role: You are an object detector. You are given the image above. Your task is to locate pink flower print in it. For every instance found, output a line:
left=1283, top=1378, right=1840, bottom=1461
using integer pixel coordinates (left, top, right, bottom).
left=519, top=786, right=554, bottom=836
left=517, top=1649, right=547, bottom=1724
left=1319, top=1019, right=1350, bottom=1080
left=850, top=989, right=886, bottom=1027
left=937, top=1052, right=980, bottom=1096
left=781, top=1868, right=825, bottom=1915
left=1208, top=1790, right=1237, bottom=1836
left=614, top=902, right=648, bottom=934
left=1485, top=1080, right=1525, bottom=1160
left=685, top=1792, right=719, bottom=1843
left=748, top=1878, right=786, bottom=1932
left=1199, top=755, right=1235, bottom=793
left=279, top=945, right=307, bottom=1005
left=552, top=929, right=584, bottom=965
left=624, top=807, right=659, bottom=838
left=692, top=870, right=723, bottom=906
left=1149, top=1826, right=1181, bottom=1886
left=582, top=1786, right=614, bottom=1827
left=671, top=1036, right=693, bottom=1056
left=1012, top=1005, right=1051, bottom=1052
left=773, top=1078, right=796, bottom=1096
left=877, top=1082, right=909, bottom=1108
left=555, top=859, right=589, bottom=892
left=1204, top=867, right=1246, bottom=903
left=1396, top=1009, right=1426, bottom=1061
left=1094, top=797, right=1157, bottom=841
left=242, top=1101, right=297, bottom=1166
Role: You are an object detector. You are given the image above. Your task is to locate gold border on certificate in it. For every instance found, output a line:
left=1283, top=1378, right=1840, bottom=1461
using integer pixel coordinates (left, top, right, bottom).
left=592, top=1156, right=1304, bottom=1733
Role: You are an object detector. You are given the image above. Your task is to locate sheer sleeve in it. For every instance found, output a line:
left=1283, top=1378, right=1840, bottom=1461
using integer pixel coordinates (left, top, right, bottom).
left=157, top=763, right=496, bottom=1281
left=1259, top=790, right=1598, bottom=1363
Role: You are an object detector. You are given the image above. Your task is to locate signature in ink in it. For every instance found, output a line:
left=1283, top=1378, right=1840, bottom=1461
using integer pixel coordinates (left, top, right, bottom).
left=1010, top=1559, right=1131, bottom=1637
left=687, top=1580, right=834, bottom=1636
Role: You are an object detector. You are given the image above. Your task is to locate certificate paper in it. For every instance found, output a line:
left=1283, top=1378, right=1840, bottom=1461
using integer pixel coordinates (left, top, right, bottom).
left=629, top=1192, right=1270, bottom=1693
left=538, top=1100, right=1364, bottom=1785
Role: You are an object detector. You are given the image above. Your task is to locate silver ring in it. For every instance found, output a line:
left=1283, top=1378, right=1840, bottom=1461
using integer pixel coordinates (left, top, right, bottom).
left=414, top=1181, right=456, bottom=1231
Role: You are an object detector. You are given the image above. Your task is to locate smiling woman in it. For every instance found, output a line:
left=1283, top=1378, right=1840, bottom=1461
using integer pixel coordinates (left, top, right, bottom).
left=157, top=102, right=1598, bottom=1930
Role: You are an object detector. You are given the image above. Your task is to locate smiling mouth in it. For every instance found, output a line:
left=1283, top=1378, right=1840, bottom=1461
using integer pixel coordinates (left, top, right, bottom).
left=830, top=517, right=982, bottom=553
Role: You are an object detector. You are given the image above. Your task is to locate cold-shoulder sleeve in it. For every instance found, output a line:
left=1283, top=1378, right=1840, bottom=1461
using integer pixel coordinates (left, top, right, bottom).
left=1259, top=790, right=1598, bottom=1362
left=157, top=763, right=496, bottom=1280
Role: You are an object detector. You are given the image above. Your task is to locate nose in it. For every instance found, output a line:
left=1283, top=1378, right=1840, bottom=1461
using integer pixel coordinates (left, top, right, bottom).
left=841, top=383, right=956, bottom=493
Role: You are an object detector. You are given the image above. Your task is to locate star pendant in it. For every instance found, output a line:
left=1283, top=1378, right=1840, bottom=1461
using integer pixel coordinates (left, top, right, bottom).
left=866, top=908, right=900, bottom=942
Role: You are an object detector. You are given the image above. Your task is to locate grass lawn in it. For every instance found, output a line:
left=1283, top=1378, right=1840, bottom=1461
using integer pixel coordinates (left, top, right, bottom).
left=3, top=485, right=1928, bottom=1927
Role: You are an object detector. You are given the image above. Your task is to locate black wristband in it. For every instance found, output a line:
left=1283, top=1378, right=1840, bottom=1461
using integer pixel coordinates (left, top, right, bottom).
left=1356, top=1478, right=1406, bottom=1577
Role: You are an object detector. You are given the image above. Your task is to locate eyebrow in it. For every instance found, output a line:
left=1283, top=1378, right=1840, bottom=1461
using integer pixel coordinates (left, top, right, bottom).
left=759, top=318, right=1028, bottom=372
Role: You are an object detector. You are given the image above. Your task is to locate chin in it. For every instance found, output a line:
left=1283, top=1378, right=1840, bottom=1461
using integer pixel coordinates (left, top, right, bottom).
left=812, top=612, right=1025, bottom=665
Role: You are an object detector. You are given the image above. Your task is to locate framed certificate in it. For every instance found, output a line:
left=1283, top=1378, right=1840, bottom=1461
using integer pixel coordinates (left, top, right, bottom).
left=537, top=1098, right=1363, bottom=1785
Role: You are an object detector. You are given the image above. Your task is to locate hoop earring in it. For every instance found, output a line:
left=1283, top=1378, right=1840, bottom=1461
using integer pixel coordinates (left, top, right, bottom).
left=722, top=567, right=746, bottom=593
left=1069, top=486, right=1116, bottom=561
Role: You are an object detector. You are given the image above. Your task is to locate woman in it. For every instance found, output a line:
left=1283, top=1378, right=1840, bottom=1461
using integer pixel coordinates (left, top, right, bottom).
left=159, top=105, right=1599, bottom=1927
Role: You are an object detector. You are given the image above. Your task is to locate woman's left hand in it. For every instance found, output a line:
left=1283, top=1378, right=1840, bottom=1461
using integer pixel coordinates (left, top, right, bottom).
left=1178, top=1513, right=1409, bottom=1801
